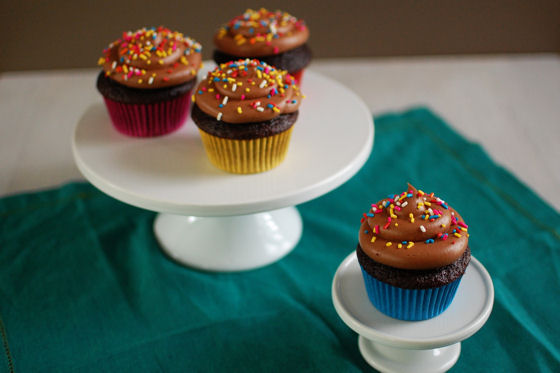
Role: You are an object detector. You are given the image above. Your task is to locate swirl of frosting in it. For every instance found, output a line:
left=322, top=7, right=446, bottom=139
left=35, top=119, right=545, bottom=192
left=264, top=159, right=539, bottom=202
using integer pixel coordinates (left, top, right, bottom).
left=98, top=26, right=202, bottom=89
left=358, top=184, right=469, bottom=270
left=193, top=59, right=303, bottom=123
left=214, top=8, right=309, bottom=57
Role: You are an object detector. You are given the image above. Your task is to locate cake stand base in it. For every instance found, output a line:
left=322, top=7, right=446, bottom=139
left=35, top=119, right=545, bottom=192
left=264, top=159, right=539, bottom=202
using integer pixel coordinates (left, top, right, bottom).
left=154, top=206, right=302, bottom=271
left=359, top=337, right=460, bottom=373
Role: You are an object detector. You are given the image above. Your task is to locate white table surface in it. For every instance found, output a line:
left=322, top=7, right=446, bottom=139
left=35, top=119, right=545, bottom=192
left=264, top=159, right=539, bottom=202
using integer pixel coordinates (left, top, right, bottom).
left=1, top=55, right=559, bottom=211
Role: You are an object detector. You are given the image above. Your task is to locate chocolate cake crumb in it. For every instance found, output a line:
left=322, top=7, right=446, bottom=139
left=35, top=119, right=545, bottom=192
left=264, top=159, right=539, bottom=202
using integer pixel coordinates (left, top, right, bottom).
left=357, top=244, right=471, bottom=289
left=96, top=71, right=196, bottom=105
left=191, top=105, right=297, bottom=140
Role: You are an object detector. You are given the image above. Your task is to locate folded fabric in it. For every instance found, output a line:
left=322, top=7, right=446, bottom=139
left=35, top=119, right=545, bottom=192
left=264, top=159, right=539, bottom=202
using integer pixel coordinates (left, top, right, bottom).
left=0, top=107, right=558, bottom=372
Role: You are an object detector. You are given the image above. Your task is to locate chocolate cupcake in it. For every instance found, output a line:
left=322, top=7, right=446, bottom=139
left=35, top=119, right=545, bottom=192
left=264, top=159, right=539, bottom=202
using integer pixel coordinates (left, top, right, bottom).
left=213, top=8, right=311, bottom=84
left=357, top=184, right=471, bottom=321
left=191, top=59, right=303, bottom=174
left=97, top=26, right=202, bottom=137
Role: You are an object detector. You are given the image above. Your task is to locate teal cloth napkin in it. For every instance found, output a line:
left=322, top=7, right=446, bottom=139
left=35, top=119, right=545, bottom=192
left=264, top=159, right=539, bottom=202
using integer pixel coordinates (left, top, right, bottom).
left=1, top=108, right=559, bottom=372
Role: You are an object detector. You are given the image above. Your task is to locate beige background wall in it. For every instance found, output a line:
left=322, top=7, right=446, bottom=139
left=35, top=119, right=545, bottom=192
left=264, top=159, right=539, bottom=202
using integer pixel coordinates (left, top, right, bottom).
left=1, top=0, right=559, bottom=72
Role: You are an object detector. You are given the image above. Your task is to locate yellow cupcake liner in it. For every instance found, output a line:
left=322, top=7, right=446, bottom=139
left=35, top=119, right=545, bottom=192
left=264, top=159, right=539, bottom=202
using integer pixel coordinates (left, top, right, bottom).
left=198, top=127, right=293, bottom=174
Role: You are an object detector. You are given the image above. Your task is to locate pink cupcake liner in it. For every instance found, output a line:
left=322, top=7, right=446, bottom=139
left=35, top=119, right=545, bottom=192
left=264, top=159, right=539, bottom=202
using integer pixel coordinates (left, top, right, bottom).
left=102, top=93, right=191, bottom=137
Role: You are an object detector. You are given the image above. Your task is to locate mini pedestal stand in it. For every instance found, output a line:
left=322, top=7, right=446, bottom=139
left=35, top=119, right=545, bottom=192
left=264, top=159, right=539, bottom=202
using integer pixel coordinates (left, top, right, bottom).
left=332, top=253, right=494, bottom=372
left=72, top=70, right=374, bottom=271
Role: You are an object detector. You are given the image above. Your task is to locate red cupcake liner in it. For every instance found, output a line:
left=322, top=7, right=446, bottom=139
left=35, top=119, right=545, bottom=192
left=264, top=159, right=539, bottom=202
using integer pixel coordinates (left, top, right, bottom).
left=290, top=70, right=305, bottom=85
left=102, top=93, right=191, bottom=137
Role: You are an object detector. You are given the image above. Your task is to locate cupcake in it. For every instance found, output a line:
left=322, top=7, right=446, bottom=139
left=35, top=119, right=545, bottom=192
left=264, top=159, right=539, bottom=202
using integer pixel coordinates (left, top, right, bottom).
left=357, top=184, right=471, bottom=321
left=191, top=59, right=303, bottom=174
left=213, top=8, right=311, bottom=84
left=97, top=26, right=202, bottom=137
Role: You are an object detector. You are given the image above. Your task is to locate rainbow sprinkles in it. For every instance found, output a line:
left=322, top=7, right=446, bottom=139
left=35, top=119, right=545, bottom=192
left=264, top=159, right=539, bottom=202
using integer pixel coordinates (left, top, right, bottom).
left=216, top=8, right=307, bottom=54
left=192, top=59, right=303, bottom=124
left=98, top=26, right=202, bottom=89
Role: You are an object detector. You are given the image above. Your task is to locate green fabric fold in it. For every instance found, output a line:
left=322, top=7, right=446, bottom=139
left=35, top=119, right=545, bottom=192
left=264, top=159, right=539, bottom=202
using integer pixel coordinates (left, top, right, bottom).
left=0, top=107, right=558, bottom=372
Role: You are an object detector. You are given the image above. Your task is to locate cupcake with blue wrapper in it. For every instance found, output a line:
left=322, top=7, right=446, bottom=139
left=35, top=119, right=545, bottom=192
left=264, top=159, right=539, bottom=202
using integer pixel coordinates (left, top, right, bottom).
left=356, top=184, right=471, bottom=321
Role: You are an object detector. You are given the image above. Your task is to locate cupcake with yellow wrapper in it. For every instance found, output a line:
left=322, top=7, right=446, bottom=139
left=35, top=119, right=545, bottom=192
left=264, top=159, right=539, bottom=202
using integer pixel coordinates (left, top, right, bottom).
left=191, top=59, right=303, bottom=174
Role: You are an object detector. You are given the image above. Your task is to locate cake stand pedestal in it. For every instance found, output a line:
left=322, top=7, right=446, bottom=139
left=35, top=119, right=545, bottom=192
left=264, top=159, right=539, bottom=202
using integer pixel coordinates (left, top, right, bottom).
left=332, top=253, right=494, bottom=372
left=153, top=208, right=302, bottom=271
left=72, top=70, right=374, bottom=271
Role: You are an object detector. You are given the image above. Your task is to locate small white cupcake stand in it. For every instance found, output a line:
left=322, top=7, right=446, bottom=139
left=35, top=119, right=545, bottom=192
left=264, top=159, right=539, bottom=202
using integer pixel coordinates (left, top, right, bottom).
left=72, top=69, right=374, bottom=271
left=332, top=253, right=494, bottom=372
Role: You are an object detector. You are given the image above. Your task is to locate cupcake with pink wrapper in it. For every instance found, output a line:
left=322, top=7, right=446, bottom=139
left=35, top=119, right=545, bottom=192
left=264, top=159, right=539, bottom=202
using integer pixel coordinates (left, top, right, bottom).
left=96, top=26, right=202, bottom=137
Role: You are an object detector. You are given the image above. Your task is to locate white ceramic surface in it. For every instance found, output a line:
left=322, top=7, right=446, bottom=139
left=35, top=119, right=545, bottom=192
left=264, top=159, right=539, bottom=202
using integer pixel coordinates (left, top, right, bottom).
left=72, top=70, right=374, bottom=217
left=332, top=253, right=493, bottom=371
left=359, top=337, right=460, bottom=373
left=154, top=207, right=302, bottom=271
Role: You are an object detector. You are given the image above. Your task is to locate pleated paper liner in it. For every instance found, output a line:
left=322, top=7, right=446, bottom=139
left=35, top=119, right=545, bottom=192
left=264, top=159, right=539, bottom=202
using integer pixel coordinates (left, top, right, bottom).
left=198, top=127, right=294, bottom=174
left=102, top=93, right=191, bottom=137
left=291, top=70, right=304, bottom=85
left=360, top=268, right=463, bottom=321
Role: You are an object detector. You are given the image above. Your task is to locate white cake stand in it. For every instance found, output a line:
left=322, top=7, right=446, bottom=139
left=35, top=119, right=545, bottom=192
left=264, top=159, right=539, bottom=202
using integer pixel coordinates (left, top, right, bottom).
left=332, top=253, right=494, bottom=373
left=72, top=70, right=374, bottom=271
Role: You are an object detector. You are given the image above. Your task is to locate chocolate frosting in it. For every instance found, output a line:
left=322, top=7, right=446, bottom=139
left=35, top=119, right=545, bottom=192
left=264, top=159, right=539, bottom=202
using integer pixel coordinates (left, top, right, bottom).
left=358, top=184, right=469, bottom=270
left=191, top=105, right=297, bottom=139
left=193, top=59, right=303, bottom=124
left=98, top=26, right=202, bottom=89
left=213, top=8, right=309, bottom=57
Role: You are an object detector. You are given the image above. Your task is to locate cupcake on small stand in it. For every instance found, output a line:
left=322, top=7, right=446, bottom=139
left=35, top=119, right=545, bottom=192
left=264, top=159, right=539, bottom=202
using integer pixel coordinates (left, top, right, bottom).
left=331, top=184, right=494, bottom=372
left=357, top=184, right=471, bottom=321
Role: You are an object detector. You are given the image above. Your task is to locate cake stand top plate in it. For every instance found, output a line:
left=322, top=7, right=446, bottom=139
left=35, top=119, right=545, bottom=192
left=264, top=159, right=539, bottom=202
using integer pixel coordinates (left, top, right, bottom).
left=72, top=69, right=374, bottom=216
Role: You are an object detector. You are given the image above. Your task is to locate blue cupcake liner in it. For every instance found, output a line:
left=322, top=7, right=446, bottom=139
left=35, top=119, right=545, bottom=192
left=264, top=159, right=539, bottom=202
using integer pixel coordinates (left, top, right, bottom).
left=360, top=268, right=462, bottom=321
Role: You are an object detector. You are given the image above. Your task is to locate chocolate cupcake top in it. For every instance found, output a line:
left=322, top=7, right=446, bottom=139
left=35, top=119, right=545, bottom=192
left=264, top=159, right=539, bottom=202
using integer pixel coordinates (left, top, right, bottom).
left=214, top=8, right=309, bottom=57
left=193, top=59, right=303, bottom=124
left=98, top=26, right=202, bottom=89
left=359, top=184, right=469, bottom=270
